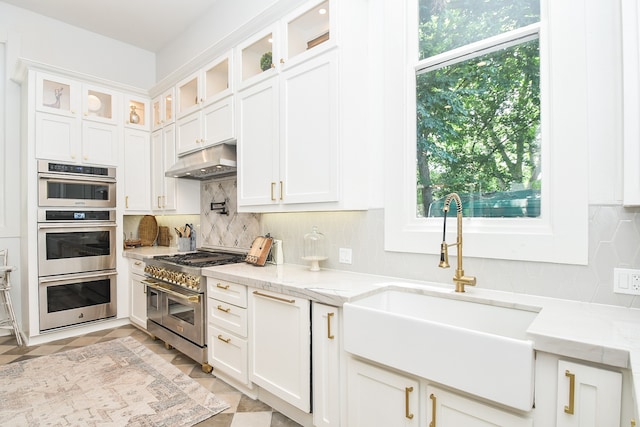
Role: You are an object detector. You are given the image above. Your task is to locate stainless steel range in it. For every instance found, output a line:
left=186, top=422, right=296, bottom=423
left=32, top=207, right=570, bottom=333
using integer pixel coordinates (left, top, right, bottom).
left=143, top=249, right=245, bottom=372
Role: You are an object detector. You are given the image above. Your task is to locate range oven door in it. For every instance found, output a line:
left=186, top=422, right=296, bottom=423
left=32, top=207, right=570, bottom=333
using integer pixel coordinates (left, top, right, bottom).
left=38, top=221, right=116, bottom=276
left=39, top=270, right=117, bottom=331
left=146, top=281, right=205, bottom=346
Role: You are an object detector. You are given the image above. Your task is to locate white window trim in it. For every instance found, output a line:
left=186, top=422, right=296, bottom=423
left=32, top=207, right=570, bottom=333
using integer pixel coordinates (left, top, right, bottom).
left=382, top=0, right=588, bottom=265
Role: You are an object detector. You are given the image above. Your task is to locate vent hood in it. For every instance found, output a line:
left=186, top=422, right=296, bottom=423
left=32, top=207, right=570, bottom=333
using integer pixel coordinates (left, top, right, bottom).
left=165, top=143, right=237, bottom=180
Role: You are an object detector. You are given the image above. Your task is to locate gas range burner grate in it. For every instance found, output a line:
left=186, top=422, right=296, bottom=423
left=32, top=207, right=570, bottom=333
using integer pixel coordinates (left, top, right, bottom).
left=154, top=251, right=246, bottom=268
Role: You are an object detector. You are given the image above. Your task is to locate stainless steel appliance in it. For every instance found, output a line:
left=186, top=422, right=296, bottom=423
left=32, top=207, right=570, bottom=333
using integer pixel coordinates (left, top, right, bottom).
left=38, top=160, right=116, bottom=208
left=144, top=250, right=245, bottom=372
left=39, top=270, right=117, bottom=331
left=37, top=159, right=118, bottom=332
left=37, top=209, right=116, bottom=276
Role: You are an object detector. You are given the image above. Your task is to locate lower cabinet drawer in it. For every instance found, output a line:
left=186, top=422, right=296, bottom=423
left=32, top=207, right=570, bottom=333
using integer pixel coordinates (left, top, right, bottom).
left=208, top=298, right=247, bottom=337
left=209, top=325, right=248, bottom=385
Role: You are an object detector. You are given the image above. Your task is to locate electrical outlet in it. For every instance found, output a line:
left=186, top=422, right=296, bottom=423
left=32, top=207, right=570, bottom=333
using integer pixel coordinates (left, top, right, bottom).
left=339, top=248, right=352, bottom=264
left=613, top=268, right=640, bottom=295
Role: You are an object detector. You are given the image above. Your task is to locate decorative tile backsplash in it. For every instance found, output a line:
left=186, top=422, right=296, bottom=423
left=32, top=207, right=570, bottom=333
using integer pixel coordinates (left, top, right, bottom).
left=200, top=178, right=260, bottom=250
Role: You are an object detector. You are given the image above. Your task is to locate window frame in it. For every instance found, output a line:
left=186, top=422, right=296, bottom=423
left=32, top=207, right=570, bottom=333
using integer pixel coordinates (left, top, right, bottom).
left=383, top=0, right=589, bottom=265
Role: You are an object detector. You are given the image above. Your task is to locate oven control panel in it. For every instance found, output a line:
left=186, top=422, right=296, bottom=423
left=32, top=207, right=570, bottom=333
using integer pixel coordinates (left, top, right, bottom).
left=144, top=265, right=201, bottom=290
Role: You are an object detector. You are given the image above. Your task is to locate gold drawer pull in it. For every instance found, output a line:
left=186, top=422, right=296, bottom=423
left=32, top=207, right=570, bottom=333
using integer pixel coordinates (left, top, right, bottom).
left=253, top=290, right=295, bottom=304
left=217, top=305, right=231, bottom=313
left=430, top=393, right=437, bottom=427
left=216, top=283, right=230, bottom=290
left=405, top=386, right=414, bottom=419
left=327, top=312, right=335, bottom=339
left=564, top=370, right=575, bottom=414
left=217, top=334, right=231, bottom=343
left=271, top=182, right=276, bottom=201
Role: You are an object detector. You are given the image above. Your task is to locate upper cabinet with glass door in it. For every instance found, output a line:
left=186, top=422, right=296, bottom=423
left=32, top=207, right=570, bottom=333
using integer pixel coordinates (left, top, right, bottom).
left=82, top=84, right=119, bottom=125
left=152, top=88, right=175, bottom=131
left=176, top=50, right=233, bottom=119
left=281, top=0, right=333, bottom=67
left=124, top=95, right=150, bottom=130
left=236, top=0, right=333, bottom=91
left=36, top=73, right=81, bottom=117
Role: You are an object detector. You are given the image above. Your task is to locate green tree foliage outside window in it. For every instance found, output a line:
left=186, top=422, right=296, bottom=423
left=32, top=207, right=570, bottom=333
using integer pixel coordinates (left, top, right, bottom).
left=416, top=0, right=541, bottom=218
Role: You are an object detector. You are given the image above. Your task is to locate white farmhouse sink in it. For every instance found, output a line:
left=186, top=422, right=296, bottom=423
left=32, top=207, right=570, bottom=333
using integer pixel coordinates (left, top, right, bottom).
left=343, top=288, right=539, bottom=411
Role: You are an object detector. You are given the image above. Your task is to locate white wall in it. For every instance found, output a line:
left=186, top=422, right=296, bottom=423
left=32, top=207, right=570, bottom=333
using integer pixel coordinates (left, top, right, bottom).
left=0, top=2, right=155, bottom=89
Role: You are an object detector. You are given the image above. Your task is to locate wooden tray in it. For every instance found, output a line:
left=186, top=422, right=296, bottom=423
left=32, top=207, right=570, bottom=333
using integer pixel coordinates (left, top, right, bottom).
left=138, top=215, right=158, bottom=246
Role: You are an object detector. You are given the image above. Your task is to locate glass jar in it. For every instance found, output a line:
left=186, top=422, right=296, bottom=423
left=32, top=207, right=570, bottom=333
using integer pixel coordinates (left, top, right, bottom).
left=302, top=226, right=327, bottom=271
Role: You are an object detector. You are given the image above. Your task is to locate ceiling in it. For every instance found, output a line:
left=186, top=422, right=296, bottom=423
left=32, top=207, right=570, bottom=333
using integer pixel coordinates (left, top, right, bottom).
left=0, top=0, right=219, bottom=52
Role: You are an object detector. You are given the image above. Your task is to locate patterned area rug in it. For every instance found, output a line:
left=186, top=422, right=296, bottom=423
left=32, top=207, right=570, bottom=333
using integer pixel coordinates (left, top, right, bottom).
left=0, top=336, right=229, bottom=426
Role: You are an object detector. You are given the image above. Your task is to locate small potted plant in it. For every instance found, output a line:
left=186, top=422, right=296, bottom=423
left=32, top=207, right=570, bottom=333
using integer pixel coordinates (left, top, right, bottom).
left=260, top=52, right=273, bottom=71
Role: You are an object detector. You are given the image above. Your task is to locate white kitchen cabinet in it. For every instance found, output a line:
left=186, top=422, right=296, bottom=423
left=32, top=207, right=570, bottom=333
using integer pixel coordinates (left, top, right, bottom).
left=207, top=278, right=250, bottom=386
left=426, top=385, right=532, bottom=427
left=123, top=129, right=150, bottom=212
left=151, top=125, right=177, bottom=211
left=236, top=0, right=369, bottom=212
left=237, top=50, right=337, bottom=208
left=129, top=259, right=147, bottom=329
left=313, top=303, right=341, bottom=427
left=176, top=51, right=233, bottom=118
left=249, top=288, right=311, bottom=412
left=34, top=72, right=119, bottom=166
left=176, top=52, right=235, bottom=156
left=347, top=357, right=420, bottom=427
left=622, top=0, right=640, bottom=205
left=124, top=95, right=150, bottom=130
left=152, top=88, right=175, bottom=131
left=556, top=360, right=622, bottom=427
left=35, top=72, right=81, bottom=116
left=175, top=97, right=234, bottom=156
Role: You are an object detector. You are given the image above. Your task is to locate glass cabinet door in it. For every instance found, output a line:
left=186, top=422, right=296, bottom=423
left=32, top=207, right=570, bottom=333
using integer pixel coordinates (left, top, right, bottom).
left=125, top=96, right=149, bottom=129
left=238, top=27, right=278, bottom=89
left=83, top=85, right=117, bottom=123
left=285, top=0, right=331, bottom=63
left=36, top=73, right=80, bottom=116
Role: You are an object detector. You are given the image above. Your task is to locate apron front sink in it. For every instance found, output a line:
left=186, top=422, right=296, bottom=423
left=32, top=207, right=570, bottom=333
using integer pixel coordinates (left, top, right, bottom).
left=343, top=288, right=539, bottom=411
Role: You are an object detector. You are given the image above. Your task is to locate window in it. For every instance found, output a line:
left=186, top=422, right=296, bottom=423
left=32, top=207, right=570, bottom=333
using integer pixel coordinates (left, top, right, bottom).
left=382, top=0, right=589, bottom=264
left=416, top=0, right=541, bottom=219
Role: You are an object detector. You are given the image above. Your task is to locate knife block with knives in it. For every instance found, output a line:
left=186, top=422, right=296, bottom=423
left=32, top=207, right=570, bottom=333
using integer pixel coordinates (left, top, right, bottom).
left=245, top=235, right=273, bottom=266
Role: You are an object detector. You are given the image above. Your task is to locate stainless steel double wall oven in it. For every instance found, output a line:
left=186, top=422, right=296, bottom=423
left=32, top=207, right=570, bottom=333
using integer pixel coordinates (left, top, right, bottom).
left=37, top=160, right=117, bottom=331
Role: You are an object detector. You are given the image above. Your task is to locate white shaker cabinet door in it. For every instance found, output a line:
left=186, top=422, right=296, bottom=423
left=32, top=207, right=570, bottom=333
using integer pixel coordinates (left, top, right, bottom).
left=556, top=360, right=622, bottom=427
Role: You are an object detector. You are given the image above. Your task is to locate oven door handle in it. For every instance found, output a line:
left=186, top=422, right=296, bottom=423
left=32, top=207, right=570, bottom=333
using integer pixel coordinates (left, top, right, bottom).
left=38, top=223, right=117, bottom=229
left=38, top=172, right=116, bottom=184
left=39, top=270, right=117, bottom=284
left=145, top=281, right=201, bottom=303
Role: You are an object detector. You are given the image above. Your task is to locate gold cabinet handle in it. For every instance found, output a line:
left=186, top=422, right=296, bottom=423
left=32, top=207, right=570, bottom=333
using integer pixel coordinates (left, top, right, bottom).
left=125, top=196, right=129, bottom=209
left=279, top=181, right=284, bottom=200
left=405, top=386, right=414, bottom=419
left=217, top=305, right=231, bottom=313
left=217, top=334, right=231, bottom=343
left=564, top=370, right=575, bottom=414
left=327, top=312, right=335, bottom=339
left=430, top=393, right=437, bottom=427
left=157, top=196, right=161, bottom=209
left=271, top=182, right=276, bottom=201
left=253, top=290, right=295, bottom=304
left=631, top=420, right=636, bottom=427
left=216, top=283, right=230, bottom=290
left=280, top=58, right=285, bottom=64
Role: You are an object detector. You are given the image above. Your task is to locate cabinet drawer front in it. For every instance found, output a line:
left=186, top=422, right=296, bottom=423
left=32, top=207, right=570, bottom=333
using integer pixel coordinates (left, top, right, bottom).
left=209, top=325, right=248, bottom=385
left=207, top=278, right=247, bottom=307
left=208, top=298, right=248, bottom=336
left=130, top=259, right=145, bottom=276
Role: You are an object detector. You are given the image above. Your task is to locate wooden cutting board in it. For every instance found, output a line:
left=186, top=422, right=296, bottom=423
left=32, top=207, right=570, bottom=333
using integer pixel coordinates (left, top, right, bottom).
left=245, top=236, right=273, bottom=266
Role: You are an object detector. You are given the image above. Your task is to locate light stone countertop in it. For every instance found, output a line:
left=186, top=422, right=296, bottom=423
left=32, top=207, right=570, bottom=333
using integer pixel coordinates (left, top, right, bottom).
left=123, top=246, right=180, bottom=260
left=123, top=249, right=640, bottom=414
left=202, top=262, right=640, bottom=415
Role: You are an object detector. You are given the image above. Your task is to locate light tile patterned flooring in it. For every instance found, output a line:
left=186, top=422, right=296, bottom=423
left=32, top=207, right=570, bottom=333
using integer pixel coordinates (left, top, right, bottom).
left=0, top=325, right=302, bottom=427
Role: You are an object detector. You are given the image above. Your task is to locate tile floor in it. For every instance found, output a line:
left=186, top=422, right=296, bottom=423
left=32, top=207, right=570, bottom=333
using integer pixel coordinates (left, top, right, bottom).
left=0, top=325, right=302, bottom=427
